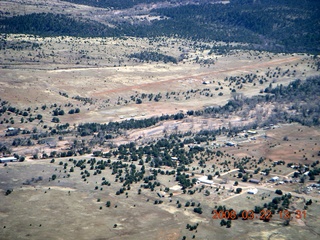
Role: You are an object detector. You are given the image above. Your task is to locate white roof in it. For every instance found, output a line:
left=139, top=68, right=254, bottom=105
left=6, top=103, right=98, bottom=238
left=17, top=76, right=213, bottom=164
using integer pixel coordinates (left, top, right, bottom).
left=198, top=176, right=213, bottom=184
left=247, top=130, right=257, bottom=134
left=247, top=188, right=258, bottom=194
left=0, top=157, right=17, bottom=161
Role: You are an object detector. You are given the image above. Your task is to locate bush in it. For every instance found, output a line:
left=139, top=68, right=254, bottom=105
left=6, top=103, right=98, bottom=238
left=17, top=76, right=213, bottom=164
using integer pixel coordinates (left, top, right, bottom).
left=306, top=199, right=312, bottom=205
left=193, top=207, right=202, bottom=214
left=5, top=189, right=13, bottom=196
left=68, top=109, right=75, bottom=114
left=236, top=188, right=242, bottom=194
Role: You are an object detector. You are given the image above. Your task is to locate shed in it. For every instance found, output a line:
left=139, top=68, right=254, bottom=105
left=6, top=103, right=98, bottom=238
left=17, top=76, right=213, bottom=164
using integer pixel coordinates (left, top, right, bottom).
left=225, top=141, right=235, bottom=146
left=247, top=188, right=258, bottom=194
left=0, top=157, right=18, bottom=163
left=270, top=176, right=279, bottom=182
left=247, top=130, right=257, bottom=135
left=197, top=176, right=213, bottom=185
left=249, top=178, right=260, bottom=184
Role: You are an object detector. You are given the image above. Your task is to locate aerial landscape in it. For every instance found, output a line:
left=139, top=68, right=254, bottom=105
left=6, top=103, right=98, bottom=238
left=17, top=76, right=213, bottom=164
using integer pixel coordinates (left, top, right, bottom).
left=0, top=0, right=319, bottom=239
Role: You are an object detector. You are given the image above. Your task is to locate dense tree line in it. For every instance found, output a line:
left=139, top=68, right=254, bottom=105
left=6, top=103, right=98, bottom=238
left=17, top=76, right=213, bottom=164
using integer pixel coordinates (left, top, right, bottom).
left=129, top=51, right=177, bottom=64
left=0, top=13, right=118, bottom=37
left=77, top=113, right=184, bottom=136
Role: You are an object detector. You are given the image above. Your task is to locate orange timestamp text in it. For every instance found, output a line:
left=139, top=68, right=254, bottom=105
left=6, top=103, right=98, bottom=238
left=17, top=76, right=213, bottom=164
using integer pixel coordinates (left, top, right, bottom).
left=212, top=209, right=307, bottom=220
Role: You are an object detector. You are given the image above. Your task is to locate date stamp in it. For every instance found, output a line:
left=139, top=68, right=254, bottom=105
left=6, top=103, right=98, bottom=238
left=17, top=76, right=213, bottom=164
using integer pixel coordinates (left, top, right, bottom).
left=212, top=209, right=306, bottom=220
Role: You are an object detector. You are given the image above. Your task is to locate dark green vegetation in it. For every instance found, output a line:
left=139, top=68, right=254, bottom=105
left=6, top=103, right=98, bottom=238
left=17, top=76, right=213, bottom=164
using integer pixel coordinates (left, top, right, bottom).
left=1, top=0, right=319, bottom=53
left=0, top=13, right=117, bottom=37
left=141, top=0, right=320, bottom=53
left=129, top=51, right=177, bottom=64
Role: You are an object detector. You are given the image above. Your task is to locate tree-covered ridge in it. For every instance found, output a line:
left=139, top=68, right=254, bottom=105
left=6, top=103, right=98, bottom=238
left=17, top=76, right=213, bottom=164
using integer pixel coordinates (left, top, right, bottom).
left=0, top=0, right=319, bottom=53
left=139, top=0, right=320, bottom=53
left=0, top=13, right=118, bottom=37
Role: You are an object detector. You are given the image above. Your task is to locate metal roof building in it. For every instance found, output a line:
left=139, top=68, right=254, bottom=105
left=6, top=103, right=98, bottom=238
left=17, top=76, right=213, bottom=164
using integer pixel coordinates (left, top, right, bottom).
left=0, top=157, right=18, bottom=163
left=249, top=178, right=260, bottom=184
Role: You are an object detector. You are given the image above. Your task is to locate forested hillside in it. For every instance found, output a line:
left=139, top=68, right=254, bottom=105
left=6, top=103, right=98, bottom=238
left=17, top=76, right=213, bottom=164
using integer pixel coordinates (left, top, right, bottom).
left=129, top=0, right=320, bottom=53
left=0, top=0, right=319, bottom=53
left=0, top=13, right=118, bottom=37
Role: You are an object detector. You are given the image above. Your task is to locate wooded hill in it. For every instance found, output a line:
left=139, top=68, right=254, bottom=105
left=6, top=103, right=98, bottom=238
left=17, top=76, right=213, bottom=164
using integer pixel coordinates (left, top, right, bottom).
left=0, top=0, right=319, bottom=53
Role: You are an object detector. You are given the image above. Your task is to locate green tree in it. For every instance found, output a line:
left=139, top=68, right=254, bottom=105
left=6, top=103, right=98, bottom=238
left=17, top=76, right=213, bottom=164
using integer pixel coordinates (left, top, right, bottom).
left=220, top=219, right=227, bottom=226
left=236, top=188, right=242, bottom=194
left=5, top=189, right=13, bottom=196
left=226, top=220, right=231, bottom=228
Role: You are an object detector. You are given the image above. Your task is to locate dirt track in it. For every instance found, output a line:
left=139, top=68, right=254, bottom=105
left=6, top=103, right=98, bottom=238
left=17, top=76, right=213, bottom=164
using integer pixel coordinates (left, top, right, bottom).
left=95, top=56, right=301, bottom=96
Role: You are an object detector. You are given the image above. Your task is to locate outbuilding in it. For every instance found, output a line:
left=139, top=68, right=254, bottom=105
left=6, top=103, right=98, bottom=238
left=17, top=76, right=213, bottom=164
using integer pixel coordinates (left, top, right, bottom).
left=0, top=157, right=18, bottom=163
left=197, top=176, right=213, bottom=185
left=249, top=178, right=260, bottom=184
left=247, top=130, right=257, bottom=135
left=247, top=188, right=258, bottom=194
left=270, top=176, right=279, bottom=182
left=225, top=141, right=235, bottom=147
